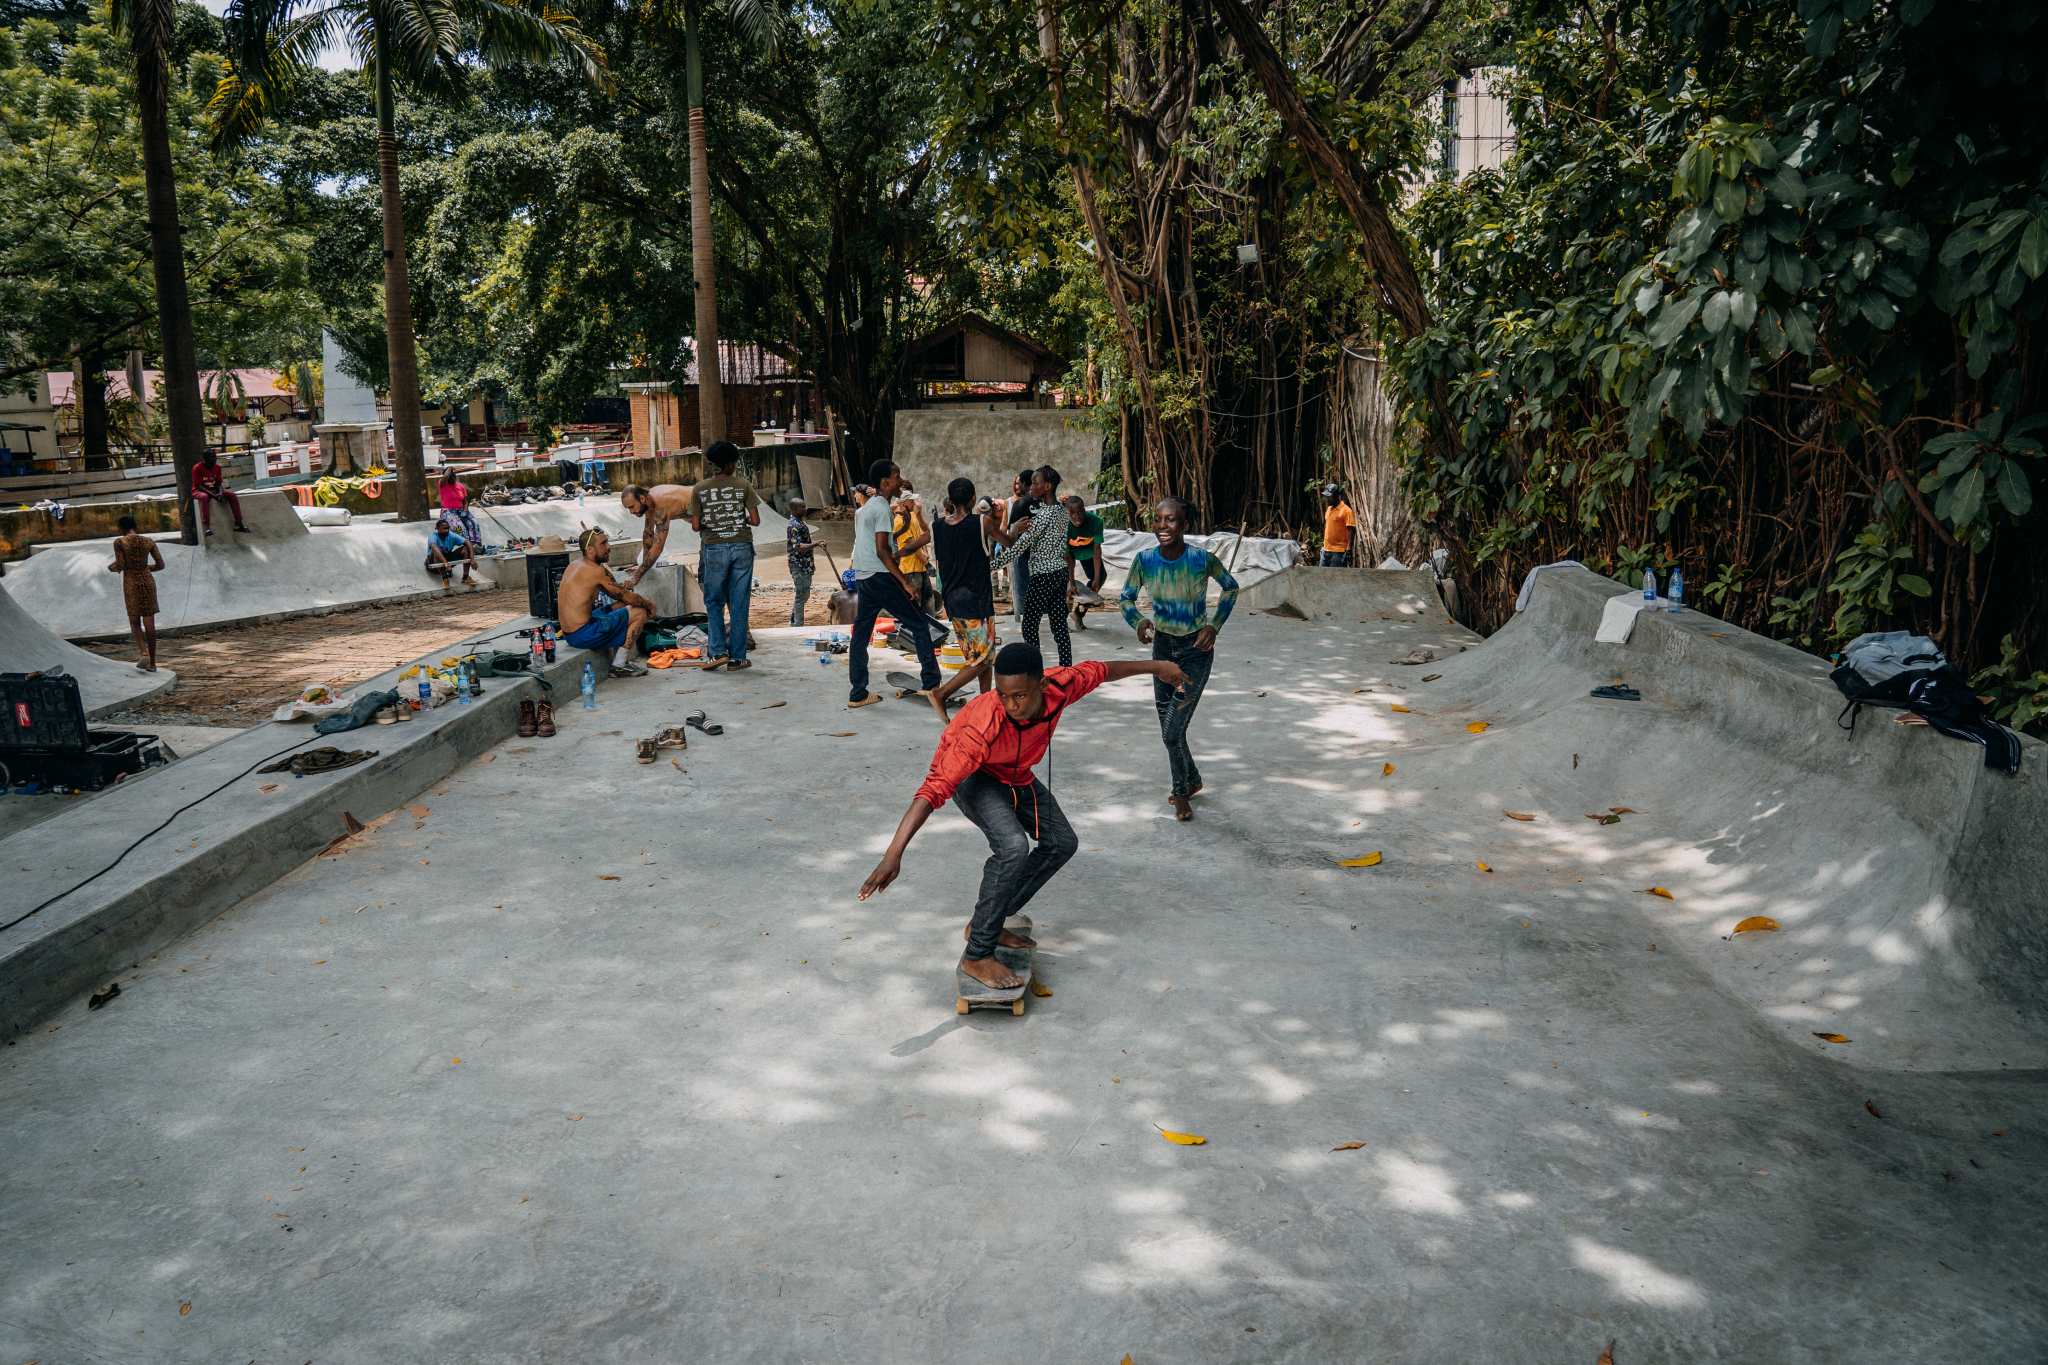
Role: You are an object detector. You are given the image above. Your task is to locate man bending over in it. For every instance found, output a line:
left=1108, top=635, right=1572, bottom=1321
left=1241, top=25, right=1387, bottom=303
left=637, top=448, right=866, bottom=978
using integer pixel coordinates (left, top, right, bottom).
left=619, top=483, right=693, bottom=587
left=858, top=642, right=1187, bottom=990
left=558, top=528, right=655, bottom=677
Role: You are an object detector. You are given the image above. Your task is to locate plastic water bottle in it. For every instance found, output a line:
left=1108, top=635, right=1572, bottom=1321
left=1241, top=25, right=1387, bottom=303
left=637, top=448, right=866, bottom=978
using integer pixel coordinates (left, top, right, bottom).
left=457, top=663, right=472, bottom=705
left=580, top=661, right=598, bottom=710
left=1668, top=565, right=1685, bottom=613
left=577, top=485, right=586, bottom=508
left=417, top=678, right=431, bottom=711
left=1642, top=567, right=1658, bottom=605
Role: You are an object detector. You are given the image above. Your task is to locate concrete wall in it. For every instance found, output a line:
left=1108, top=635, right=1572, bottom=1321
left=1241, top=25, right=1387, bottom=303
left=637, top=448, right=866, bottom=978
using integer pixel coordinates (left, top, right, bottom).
left=891, top=408, right=1107, bottom=509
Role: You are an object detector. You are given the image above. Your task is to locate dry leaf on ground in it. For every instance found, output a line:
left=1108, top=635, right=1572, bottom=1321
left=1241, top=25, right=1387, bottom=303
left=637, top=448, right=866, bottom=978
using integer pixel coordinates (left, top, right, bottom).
left=760, top=700, right=786, bottom=709
left=597, top=874, right=621, bottom=881
left=1865, top=1100, right=1883, bottom=1119
left=1338, top=852, right=1383, bottom=868
left=408, top=804, right=429, bottom=819
left=179, top=1300, right=191, bottom=1317
left=1610, top=805, right=1637, bottom=814
left=1466, top=721, right=1490, bottom=733
left=567, top=1113, right=585, bottom=1121
left=450, top=1057, right=462, bottom=1064
left=1330, top=1141, right=1368, bottom=1151
left=820, top=731, right=857, bottom=737
left=1030, top=980, right=1053, bottom=998
left=259, top=782, right=279, bottom=794
left=1390, top=704, right=1411, bottom=714
left=1504, top=810, right=1536, bottom=821
left=1642, top=887, right=1675, bottom=900
left=1155, top=1125, right=1207, bottom=1146
left=1813, top=1032, right=1851, bottom=1044
left=1477, top=861, right=1494, bottom=873
left=1731, top=915, right=1779, bottom=934
left=1421, top=673, right=1442, bottom=682
left=1596, top=1343, right=1614, bottom=1365
left=1381, top=762, right=1396, bottom=777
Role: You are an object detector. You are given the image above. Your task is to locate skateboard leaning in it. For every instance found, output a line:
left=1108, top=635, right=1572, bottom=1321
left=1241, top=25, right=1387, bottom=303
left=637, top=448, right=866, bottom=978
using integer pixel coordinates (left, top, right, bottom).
left=956, top=914, right=1036, bottom=1017
left=886, top=670, right=940, bottom=702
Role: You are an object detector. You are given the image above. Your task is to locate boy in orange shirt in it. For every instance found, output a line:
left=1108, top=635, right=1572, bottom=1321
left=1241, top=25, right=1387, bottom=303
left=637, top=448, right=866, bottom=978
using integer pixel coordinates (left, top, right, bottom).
left=1320, top=484, right=1359, bottom=567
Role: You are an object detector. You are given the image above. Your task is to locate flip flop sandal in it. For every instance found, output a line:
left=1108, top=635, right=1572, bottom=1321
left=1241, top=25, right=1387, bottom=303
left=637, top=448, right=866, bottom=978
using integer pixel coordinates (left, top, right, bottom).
left=847, top=693, right=883, bottom=709
left=1590, top=684, right=1642, bottom=701
left=701, top=656, right=728, bottom=671
left=685, top=710, right=723, bottom=736
left=635, top=738, right=658, bottom=763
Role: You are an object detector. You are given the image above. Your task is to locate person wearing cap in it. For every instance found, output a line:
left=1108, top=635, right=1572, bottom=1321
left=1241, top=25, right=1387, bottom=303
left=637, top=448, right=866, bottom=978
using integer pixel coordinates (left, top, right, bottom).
left=893, top=480, right=936, bottom=616
left=557, top=527, right=656, bottom=676
left=686, top=440, right=762, bottom=670
left=1320, top=484, right=1359, bottom=567
left=857, top=641, right=1188, bottom=991
left=786, top=497, right=819, bottom=625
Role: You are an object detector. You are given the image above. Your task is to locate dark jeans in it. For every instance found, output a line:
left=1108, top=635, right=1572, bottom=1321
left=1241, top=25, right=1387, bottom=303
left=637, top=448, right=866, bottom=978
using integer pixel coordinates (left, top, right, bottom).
left=1153, top=630, right=1216, bottom=798
left=1320, top=550, right=1354, bottom=568
left=849, top=573, right=940, bottom=701
left=955, top=771, right=1077, bottom=959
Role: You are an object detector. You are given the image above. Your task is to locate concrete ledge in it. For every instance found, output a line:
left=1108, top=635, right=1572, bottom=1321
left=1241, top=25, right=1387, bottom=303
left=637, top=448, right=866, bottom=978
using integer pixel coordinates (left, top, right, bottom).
left=0, top=623, right=591, bottom=1037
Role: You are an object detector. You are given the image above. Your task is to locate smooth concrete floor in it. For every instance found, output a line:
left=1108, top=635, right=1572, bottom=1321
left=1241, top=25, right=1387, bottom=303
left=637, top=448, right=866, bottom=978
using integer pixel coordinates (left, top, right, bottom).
left=1, top=607, right=2043, bottom=1363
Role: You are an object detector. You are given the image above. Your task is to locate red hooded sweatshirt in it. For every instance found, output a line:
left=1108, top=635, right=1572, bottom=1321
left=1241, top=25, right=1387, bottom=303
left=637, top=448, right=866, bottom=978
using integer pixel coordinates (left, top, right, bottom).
left=913, top=661, right=1108, bottom=809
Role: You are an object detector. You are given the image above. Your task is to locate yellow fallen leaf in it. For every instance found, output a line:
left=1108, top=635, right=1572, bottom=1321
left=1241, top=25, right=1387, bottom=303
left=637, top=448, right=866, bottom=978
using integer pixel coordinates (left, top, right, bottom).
left=1390, top=704, right=1411, bottom=714
left=1503, top=810, right=1536, bottom=821
left=1731, top=915, right=1779, bottom=934
left=1610, top=805, right=1637, bottom=814
left=1813, top=1032, right=1851, bottom=1044
left=1596, top=1343, right=1614, bottom=1365
left=1156, top=1125, right=1207, bottom=1146
left=567, top=1113, right=585, bottom=1121
left=1337, top=852, right=1383, bottom=868
left=1122, top=1357, right=1134, bottom=1365
left=1030, top=980, right=1052, bottom=997
left=1381, top=762, right=1395, bottom=777
left=1642, top=887, right=1674, bottom=900
left=1466, top=721, right=1489, bottom=733
left=450, top=1057, right=461, bottom=1065
left=1330, top=1140, right=1368, bottom=1151
left=597, top=874, right=621, bottom=881
left=1476, top=861, right=1493, bottom=873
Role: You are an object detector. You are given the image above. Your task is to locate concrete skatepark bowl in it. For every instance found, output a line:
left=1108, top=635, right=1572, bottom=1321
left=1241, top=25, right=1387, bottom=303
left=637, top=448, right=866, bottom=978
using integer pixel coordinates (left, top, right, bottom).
left=0, top=566, right=2041, bottom=1362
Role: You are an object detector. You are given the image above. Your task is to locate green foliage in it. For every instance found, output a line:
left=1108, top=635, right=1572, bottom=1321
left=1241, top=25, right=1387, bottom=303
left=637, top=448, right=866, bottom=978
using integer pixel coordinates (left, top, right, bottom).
left=1390, top=0, right=2046, bottom=675
left=1971, top=636, right=2048, bottom=737
left=0, top=17, right=314, bottom=386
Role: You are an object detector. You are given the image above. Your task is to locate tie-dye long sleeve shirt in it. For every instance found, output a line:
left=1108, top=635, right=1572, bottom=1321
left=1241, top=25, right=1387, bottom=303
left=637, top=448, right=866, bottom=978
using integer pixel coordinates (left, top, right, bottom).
left=1120, top=545, right=1239, bottom=636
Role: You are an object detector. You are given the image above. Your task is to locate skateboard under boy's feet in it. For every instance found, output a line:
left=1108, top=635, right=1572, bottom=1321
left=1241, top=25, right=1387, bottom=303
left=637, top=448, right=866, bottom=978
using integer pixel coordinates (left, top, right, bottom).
left=956, top=915, right=1036, bottom=1017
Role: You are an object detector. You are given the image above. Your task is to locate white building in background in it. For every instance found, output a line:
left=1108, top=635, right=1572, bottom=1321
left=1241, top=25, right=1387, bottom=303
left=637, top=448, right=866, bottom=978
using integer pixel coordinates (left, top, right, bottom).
left=1436, top=67, right=1516, bottom=178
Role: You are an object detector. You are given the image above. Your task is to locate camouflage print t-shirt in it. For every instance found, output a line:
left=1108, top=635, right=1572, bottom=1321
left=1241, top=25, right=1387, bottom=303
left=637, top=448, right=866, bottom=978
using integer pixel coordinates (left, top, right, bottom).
left=688, top=473, right=760, bottom=545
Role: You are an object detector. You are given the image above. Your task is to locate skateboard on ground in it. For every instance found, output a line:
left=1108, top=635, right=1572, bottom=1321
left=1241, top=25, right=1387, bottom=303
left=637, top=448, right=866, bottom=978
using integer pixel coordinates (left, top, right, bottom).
left=956, top=915, right=1036, bottom=1016
left=886, top=670, right=941, bottom=703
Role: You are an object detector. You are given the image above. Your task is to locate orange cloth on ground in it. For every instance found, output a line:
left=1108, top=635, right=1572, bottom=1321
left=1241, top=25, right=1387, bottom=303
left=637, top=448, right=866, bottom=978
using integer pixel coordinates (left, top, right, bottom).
left=647, top=647, right=704, bottom=668
left=1322, top=502, right=1359, bottom=554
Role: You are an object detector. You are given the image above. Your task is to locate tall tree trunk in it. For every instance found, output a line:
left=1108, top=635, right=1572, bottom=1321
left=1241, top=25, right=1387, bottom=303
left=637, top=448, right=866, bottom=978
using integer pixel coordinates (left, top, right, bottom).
left=131, top=10, right=209, bottom=543
left=76, top=353, right=110, bottom=463
left=375, top=26, right=429, bottom=521
left=685, top=7, right=725, bottom=449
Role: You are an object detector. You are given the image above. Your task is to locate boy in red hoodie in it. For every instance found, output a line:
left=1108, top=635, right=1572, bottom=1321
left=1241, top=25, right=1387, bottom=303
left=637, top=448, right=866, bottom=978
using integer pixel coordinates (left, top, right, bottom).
left=858, top=642, right=1187, bottom=990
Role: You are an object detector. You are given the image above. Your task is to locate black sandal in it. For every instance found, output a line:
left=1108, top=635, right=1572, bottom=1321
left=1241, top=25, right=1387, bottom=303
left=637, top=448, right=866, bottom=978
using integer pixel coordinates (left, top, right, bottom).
left=1590, top=684, right=1642, bottom=701
left=685, top=710, right=723, bottom=736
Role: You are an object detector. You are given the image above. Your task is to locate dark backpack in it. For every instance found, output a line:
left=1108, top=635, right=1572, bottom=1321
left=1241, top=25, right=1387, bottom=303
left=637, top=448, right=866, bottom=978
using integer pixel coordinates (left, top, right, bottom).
left=1830, top=631, right=2020, bottom=774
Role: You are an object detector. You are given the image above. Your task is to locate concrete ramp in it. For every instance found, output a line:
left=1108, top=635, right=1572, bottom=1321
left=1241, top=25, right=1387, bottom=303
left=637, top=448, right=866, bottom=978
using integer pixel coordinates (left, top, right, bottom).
left=1269, top=563, right=2046, bottom=1071
left=1247, top=564, right=1453, bottom=625
left=2, top=497, right=784, bottom=640
left=0, top=581, right=173, bottom=716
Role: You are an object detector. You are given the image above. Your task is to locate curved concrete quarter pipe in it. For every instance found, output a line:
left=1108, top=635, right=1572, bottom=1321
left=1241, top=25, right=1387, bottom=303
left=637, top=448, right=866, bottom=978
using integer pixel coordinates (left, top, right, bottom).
left=1265, top=562, right=2046, bottom=1073
left=0, top=580, right=174, bottom=716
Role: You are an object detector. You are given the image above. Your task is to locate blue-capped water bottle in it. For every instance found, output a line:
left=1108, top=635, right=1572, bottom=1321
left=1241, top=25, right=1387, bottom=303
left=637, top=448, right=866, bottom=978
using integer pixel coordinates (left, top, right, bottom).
left=1668, top=564, right=1685, bottom=613
left=580, top=661, right=598, bottom=710
left=417, top=676, right=432, bottom=711
left=457, top=662, right=472, bottom=705
left=1642, top=567, right=1658, bottom=605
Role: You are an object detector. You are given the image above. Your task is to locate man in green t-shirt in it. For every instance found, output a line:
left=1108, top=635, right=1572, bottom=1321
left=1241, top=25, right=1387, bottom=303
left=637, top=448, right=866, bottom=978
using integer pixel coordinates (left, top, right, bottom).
left=686, top=440, right=762, bottom=669
left=1063, top=495, right=1107, bottom=629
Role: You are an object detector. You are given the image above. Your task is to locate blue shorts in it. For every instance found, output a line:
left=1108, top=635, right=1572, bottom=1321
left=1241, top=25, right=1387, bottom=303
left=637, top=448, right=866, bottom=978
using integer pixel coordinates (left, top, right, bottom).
left=564, top=605, right=629, bottom=652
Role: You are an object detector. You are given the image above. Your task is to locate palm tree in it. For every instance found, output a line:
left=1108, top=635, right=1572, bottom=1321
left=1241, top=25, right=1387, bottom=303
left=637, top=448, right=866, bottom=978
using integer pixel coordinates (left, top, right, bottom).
left=211, top=0, right=605, bottom=520
left=677, top=0, right=778, bottom=450
left=110, top=0, right=212, bottom=543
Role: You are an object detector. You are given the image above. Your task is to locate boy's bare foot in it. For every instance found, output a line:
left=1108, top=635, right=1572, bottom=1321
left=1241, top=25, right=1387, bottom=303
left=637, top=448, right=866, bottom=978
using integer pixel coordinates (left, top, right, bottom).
left=963, top=923, right=1037, bottom=950
left=927, top=692, right=949, bottom=724
left=958, top=955, right=1023, bottom=990
left=1170, top=795, right=1193, bottom=822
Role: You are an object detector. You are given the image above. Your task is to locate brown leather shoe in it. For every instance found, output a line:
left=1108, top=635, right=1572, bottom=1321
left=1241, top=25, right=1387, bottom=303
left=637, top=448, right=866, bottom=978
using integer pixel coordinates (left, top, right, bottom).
left=517, top=698, right=537, bottom=738
left=535, top=700, right=557, bottom=737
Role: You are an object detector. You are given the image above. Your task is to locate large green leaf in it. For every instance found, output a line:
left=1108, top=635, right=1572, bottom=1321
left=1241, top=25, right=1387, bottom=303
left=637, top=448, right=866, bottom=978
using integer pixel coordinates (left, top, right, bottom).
left=1949, top=467, right=1985, bottom=527
left=1998, top=461, right=2032, bottom=516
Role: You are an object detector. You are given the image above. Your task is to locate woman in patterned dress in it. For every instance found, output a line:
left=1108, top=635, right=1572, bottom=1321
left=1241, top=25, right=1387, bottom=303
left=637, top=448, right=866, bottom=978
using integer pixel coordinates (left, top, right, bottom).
left=107, top=515, right=165, bottom=672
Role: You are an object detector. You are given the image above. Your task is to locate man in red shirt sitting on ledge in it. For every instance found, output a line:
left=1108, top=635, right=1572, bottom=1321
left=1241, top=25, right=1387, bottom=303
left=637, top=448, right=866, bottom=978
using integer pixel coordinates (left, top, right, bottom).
left=858, top=641, right=1187, bottom=991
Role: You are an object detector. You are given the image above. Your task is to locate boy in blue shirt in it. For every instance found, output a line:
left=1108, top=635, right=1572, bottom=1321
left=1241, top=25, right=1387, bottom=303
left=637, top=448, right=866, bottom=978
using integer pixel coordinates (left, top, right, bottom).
left=1119, top=498, right=1238, bottom=821
left=426, top=516, right=478, bottom=592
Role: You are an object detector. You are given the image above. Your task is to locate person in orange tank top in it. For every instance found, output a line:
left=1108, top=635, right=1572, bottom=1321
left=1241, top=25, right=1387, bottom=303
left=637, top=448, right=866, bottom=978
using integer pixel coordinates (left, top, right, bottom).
left=1320, top=483, right=1359, bottom=567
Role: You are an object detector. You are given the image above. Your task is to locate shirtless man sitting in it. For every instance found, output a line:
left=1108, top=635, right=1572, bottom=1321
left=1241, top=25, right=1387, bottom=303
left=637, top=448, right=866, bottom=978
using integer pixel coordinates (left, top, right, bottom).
left=619, top=483, right=692, bottom=587
left=558, top=528, right=656, bottom=677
